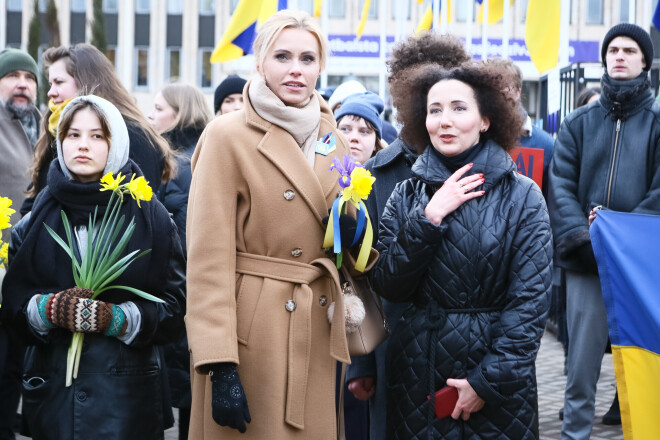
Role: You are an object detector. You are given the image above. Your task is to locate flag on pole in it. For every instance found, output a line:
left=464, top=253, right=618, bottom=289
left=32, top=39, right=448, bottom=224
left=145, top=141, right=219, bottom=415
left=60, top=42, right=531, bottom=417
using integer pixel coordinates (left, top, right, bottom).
left=210, top=0, right=287, bottom=63
left=356, top=0, right=372, bottom=39
left=591, top=210, right=660, bottom=440
left=415, top=1, right=452, bottom=33
left=653, top=0, right=660, bottom=33
left=524, top=0, right=559, bottom=73
left=314, top=0, right=322, bottom=18
left=477, top=0, right=514, bottom=25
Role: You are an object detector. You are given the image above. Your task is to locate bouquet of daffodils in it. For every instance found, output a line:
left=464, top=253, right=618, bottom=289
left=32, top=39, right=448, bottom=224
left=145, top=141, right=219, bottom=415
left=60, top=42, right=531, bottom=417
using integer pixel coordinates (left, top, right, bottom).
left=45, top=172, right=163, bottom=386
left=323, top=154, right=376, bottom=272
left=0, top=196, right=15, bottom=270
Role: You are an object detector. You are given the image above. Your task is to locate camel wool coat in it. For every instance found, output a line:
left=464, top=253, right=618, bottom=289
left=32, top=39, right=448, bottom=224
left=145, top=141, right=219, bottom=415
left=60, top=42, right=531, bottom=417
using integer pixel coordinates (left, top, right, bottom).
left=186, top=89, right=354, bottom=439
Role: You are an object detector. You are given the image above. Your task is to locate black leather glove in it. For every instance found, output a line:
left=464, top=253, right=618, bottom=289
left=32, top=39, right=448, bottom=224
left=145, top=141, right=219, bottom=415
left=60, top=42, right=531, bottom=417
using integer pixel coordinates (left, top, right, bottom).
left=574, top=242, right=599, bottom=275
left=210, top=363, right=251, bottom=433
left=322, top=214, right=365, bottom=249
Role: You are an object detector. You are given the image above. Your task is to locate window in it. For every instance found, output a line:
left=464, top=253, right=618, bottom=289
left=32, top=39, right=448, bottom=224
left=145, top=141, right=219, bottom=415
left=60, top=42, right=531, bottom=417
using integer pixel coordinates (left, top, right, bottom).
left=391, top=0, right=410, bottom=20
left=167, top=48, right=182, bottom=81
left=7, top=0, right=22, bottom=11
left=586, top=0, right=603, bottom=24
left=620, top=0, right=630, bottom=22
left=200, top=0, right=215, bottom=15
left=135, top=0, right=150, bottom=13
left=103, top=0, right=119, bottom=13
left=296, top=0, right=314, bottom=15
left=329, top=0, right=345, bottom=18
left=167, top=0, right=183, bottom=14
left=199, top=49, right=213, bottom=89
left=135, top=47, right=149, bottom=88
left=39, top=0, right=48, bottom=12
left=71, top=0, right=86, bottom=12
left=358, top=0, right=378, bottom=19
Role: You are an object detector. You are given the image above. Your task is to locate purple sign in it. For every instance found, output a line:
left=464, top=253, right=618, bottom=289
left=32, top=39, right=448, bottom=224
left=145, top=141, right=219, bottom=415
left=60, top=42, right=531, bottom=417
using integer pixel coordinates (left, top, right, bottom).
left=328, top=34, right=600, bottom=63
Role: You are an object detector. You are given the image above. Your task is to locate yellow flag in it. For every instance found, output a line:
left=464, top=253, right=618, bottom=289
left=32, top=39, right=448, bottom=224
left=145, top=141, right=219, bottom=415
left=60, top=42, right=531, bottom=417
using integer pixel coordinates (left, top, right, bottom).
left=415, top=1, right=452, bottom=34
left=356, top=0, right=371, bottom=39
left=314, top=0, right=322, bottom=17
left=477, top=0, right=514, bottom=24
left=525, top=0, right=560, bottom=73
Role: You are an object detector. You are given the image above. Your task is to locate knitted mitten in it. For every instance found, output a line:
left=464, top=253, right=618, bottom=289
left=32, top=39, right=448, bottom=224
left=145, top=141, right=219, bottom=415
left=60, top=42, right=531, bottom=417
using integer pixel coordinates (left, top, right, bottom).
left=38, top=287, right=128, bottom=337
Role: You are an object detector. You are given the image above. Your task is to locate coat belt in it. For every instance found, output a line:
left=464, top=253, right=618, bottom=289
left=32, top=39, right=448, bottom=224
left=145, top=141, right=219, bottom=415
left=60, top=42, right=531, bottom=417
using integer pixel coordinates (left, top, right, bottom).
left=235, top=252, right=350, bottom=430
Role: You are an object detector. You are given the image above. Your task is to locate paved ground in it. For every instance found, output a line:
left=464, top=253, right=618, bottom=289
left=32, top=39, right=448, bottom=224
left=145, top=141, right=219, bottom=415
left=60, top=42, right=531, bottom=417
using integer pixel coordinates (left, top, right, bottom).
left=16, top=329, right=622, bottom=439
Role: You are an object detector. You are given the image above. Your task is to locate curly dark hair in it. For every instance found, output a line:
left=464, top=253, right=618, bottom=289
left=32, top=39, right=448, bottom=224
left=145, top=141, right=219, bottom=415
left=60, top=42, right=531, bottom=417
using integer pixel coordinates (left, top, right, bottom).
left=387, top=33, right=470, bottom=82
left=390, top=61, right=524, bottom=153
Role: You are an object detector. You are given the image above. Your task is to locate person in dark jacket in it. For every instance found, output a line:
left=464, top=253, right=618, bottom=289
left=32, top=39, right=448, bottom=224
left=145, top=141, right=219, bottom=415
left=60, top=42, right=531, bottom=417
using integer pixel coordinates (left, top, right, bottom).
left=549, top=23, right=660, bottom=439
left=345, top=33, right=471, bottom=440
left=148, top=83, right=212, bottom=440
left=20, top=44, right=176, bottom=216
left=370, top=61, right=552, bottom=440
left=0, top=96, right=186, bottom=440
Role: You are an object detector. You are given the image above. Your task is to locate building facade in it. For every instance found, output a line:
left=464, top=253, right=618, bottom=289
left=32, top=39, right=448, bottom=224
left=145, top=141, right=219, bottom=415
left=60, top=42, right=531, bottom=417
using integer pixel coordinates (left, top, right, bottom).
left=1, top=0, right=657, bottom=116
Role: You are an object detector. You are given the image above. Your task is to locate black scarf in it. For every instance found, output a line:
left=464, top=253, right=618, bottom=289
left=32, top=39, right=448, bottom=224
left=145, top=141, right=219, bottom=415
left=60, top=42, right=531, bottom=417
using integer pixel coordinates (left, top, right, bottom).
left=163, top=126, right=205, bottom=154
left=430, top=142, right=483, bottom=173
left=1, top=159, right=174, bottom=343
left=600, top=72, right=653, bottom=121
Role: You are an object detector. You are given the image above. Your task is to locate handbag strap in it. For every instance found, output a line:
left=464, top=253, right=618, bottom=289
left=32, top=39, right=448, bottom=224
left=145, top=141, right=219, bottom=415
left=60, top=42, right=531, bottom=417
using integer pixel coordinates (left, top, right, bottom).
left=337, top=362, right=347, bottom=440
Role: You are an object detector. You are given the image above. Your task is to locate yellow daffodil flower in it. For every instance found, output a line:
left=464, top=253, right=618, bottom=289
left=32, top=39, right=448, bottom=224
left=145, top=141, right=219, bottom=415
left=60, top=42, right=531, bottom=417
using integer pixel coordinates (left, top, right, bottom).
left=0, top=242, right=7, bottom=267
left=0, top=197, right=16, bottom=230
left=100, top=172, right=126, bottom=193
left=341, top=167, right=375, bottom=205
left=125, top=176, right=153, bottom=208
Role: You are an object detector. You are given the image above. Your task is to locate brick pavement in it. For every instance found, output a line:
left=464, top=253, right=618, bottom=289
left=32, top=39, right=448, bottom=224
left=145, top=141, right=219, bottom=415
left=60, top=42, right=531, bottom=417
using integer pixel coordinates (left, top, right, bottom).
left=16, top=329, right=623, bottom=439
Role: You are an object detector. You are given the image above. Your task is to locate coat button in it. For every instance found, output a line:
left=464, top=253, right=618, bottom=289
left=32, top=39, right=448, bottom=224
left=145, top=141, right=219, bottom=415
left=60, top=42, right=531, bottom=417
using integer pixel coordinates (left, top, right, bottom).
left=458, top=292, right=468, bottom=302
left=283, top=189, right=295, bottom=200
left=319, top=295, right=328, bottom=306
left=285, top=300, right=297, bottom=312
left=453, top=361, right=462, bottom=370
left=291, top=248, right=303, bottom=257
left=76, top=391, right=87, bottom=402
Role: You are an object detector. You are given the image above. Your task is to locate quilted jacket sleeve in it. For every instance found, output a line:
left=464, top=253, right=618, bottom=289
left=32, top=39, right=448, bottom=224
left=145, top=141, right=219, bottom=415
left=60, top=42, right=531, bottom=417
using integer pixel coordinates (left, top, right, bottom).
left=370, top=180, right=447, bottom=302
left=467, top=184, right=553, bottom=403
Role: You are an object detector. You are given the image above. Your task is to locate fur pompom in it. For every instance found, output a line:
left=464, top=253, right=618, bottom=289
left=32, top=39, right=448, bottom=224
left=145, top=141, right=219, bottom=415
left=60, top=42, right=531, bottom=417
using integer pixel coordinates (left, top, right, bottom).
left=327, top=294, right=365, bottom=334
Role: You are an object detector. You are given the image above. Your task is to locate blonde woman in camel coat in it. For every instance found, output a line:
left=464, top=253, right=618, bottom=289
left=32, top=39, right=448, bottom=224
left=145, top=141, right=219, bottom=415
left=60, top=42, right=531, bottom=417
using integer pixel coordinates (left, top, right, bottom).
left=186, top=10, right=367, bottom=439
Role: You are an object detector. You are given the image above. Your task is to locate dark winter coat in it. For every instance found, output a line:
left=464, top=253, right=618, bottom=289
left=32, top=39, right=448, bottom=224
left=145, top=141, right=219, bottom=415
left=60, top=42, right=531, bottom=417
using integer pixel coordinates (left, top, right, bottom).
left=346, top=138, right=418, bottom=440
left=371, top=140, right=552, bottom=440
left=158, top=126, right=203, bottom=253
left=157, top=125, right=203, bottom=409
left=549, top=75, right=660, bottom=272
left=1, top=159, right=186, bottom=440
left=20, top=122, right=166, bottom=216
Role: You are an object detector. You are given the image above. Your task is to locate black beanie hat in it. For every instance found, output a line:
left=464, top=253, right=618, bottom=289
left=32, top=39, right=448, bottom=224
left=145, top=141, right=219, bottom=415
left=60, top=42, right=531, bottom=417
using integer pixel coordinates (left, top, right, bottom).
left=601, top=23, right=654, bottom=72
left=214, top=75, right=247, bottom=113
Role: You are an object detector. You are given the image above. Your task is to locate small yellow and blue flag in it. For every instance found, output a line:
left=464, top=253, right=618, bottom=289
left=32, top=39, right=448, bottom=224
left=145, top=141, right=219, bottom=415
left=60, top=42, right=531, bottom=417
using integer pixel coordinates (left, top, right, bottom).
left=591, top=210, right=660, bottom=440
left=476, top=0, right=514, bottom=25
left=211, top=0, right=288, bottom=63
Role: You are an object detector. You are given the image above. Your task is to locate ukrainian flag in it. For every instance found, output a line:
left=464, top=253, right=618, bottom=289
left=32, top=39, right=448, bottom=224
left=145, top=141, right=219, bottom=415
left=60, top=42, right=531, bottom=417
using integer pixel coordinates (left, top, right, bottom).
left=591, top=210, right=660, bottom=439
left=211, top=0, right=288, bottom=63
left=415, top=1, right=452, bottom=34
left=524, top=0, right=559, bottom=73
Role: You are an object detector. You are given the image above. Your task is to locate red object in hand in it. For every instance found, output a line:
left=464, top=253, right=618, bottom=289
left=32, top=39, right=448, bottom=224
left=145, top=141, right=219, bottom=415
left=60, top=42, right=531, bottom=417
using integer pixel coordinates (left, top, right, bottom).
left=427, top=386, right=459, bottom=419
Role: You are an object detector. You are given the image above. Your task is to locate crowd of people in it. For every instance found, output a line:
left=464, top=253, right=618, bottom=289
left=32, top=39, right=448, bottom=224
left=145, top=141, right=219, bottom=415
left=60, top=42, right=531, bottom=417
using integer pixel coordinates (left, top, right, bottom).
left=0, top=9, right=656, bottom=440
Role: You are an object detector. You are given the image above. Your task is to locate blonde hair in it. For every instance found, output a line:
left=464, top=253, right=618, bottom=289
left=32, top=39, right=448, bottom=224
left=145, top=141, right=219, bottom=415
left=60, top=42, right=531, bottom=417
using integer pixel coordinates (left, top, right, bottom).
left=161, top=83, right=213, bottom=130
left=253, top=9, right=327, bottom=72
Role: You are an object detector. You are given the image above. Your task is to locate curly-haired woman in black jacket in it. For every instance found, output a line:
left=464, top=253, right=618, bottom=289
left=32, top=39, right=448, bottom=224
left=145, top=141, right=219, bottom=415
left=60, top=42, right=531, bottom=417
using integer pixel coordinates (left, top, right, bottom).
left=370, top=61, right=553, bottom=440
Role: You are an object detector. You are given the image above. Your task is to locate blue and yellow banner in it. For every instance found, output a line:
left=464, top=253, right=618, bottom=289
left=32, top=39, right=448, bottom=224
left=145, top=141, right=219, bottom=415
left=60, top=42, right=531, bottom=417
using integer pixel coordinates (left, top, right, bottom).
left=591, top=210, right=660, bottom=439
left=211, top=0, right=288, bottom=63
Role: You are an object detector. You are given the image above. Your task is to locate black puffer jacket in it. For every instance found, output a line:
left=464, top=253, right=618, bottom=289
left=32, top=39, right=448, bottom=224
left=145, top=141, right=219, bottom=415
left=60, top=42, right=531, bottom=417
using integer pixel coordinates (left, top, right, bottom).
left=549, top=74, right=660, bottom=272
left=371, top=141, right=552, bottom=440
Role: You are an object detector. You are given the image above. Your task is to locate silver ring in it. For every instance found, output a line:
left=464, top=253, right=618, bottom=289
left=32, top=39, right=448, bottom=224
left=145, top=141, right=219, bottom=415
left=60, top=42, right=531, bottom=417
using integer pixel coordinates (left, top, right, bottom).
left=459, top=181, right=465, bottom=187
